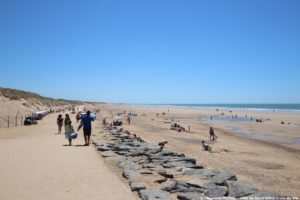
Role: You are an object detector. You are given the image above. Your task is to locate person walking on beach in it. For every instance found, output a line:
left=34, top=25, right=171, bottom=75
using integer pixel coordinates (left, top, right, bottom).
left=209, top=127, right=216, bottom=141
left=64, top=114, right=71, bottom=131
left=65, top=121, right=74, bottom=146
left=77, top=111, right=94, bottom=146
left=57, top=114, right=64, bottom=134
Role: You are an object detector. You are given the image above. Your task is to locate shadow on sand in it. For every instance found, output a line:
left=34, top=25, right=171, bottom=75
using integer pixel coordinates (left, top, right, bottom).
left=75, top=144, right=89, bottom=147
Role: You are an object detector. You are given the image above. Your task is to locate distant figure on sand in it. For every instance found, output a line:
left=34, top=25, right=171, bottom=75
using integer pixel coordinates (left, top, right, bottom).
left=65, top=121, right=74, bottom=146
left=209, top=127, right=216, bottom=141
left=77, top=110, right=94, bottom=146
left=57, top=114, right=63, bottom=134
left=127, top=116, right=131, bottom=125
left=158, top=141, right=168, bottom=151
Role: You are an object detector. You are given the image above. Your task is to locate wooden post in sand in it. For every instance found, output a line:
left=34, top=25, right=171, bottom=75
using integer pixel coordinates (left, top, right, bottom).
left=7, top=116, right=10, bottom=128
left=21, top=115, right=23, bottom=126
left=15, top=115, right=18, bottom=127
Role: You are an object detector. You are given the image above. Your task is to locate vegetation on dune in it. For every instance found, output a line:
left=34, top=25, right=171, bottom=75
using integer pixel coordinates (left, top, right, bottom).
left=0, top=87, right=91, bottom=107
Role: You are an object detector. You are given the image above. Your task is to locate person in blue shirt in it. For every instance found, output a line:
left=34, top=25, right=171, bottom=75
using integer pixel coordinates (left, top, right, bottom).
left=77, top=110, right=94, bottom=145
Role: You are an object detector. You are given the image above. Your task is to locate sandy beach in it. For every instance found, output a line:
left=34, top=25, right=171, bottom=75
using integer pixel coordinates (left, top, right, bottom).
left=0, top=112, right=136, bottom=200
left=97, top=103, right=300, bottom=197
left=0, top=103, right=299, bottom=199
left=1, top=0, right=299, bottom=199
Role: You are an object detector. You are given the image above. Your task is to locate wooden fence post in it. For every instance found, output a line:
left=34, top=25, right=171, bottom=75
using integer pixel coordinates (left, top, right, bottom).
left=15, top=115, right=18, bottom=127
left=8, top=116, right=10, bottom=128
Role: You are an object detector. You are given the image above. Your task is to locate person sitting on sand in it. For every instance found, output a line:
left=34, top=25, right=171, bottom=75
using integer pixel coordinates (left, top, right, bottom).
left=209, top=127, right=216, bottom=141
left=158, top=141, right=168, bottom=151
left=202, top=140, right=211, bottom=151
left=65, top=121, right=74, bottom=146
left=202, top=140, right=221, bottom=153
left=57, top=114, right=64, bottom=134
left=77, top=110, right=94, bottom=146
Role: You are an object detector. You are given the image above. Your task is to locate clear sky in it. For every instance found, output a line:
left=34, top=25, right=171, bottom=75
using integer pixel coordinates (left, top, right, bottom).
left=0, top=0, right=299, bottom=104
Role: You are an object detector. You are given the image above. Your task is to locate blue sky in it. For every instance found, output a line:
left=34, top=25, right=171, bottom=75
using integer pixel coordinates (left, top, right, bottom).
left=0, top=0, right=299, bottom=103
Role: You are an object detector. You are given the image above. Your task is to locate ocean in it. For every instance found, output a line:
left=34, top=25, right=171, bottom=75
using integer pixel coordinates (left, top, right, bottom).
left=149, top=104, right=300, bottom=112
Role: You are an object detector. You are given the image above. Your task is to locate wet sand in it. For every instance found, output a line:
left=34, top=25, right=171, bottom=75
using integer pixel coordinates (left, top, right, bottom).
left=97, top=103, right=300, bottom=197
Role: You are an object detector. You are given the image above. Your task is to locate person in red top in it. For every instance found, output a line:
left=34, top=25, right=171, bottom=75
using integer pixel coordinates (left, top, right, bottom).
left=209, top=127, right=216, bottom=141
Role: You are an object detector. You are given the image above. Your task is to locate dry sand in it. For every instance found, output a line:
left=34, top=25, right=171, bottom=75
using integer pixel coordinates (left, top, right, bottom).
left=97, top=104, right=300, bottom=198
left=0, top=112, right=136, bottom=200
left=1, top=102, right=299, bottom=199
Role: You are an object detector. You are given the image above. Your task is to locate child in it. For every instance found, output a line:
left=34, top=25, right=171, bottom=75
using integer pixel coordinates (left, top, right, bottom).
left=65, top=121, right=74, bottom=146
left=57, top=114, right=64, bottom=134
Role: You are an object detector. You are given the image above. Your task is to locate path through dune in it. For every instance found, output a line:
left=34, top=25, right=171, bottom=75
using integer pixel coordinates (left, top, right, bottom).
left=0, top=113, right=135, bottom=200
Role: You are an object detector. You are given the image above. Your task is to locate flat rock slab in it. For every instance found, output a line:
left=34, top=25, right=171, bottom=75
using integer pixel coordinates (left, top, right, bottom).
left=139, top=189, right=169, bottom=200
left=177, top=192, right=205, bottom=200
left=161, top=181, right=204, bottom=194
left=116, top=161, right=140, bottom=170
left=154, top=176, right=168, bottom=184
left=161, top=161, right=196, bottom=169
left=122, top=169, right=141, bottom=182
left=175, top=177, right=210, bottom=189
left=100, top=151, right=116, bottom=158
left=245, top=190, right=278, bottom=198
left=158, top=169, right=182, bottom=179
left=211, top=171, right=237, bottom=185
left=139, top=170, right=153, bottom=175
left=130, top=182, right=146, bottom=192
left=182, top=168, right=220, bottom=177
left=225, top=180, right=259, bottom=198
left=204, top=186, right=228, bottom=197
left=97, top=145, right=113, bottom=152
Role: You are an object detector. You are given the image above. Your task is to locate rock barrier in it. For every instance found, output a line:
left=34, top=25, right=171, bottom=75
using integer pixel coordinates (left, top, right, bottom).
left=93, top=126, right=279, bottom=200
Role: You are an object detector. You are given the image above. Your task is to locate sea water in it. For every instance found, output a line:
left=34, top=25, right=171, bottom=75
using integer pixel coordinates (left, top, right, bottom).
left=148, top=104, right=300, bottom=113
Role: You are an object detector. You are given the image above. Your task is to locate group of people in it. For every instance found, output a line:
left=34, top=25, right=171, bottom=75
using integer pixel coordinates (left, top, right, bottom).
left=57, top=111, right=94, bottom=146
left=57, top=109, right=218, bottom=154
left=202, top=127, right=221, bottom=153
left=170, top=123, right=186, bottom=132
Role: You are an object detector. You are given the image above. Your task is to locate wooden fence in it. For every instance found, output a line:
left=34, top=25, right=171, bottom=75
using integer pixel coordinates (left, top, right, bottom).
left=0, top=112, right=33, bottom=128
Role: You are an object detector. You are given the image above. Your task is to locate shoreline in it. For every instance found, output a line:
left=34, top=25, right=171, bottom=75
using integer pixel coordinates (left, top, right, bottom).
left=123, top=103, right=300, bottom=114
left=98, top=103, right=300, bottom=197
left=117, top=104, right=300, bottom=150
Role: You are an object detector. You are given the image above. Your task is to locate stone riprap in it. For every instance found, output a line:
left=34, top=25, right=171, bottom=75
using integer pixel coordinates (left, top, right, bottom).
left=93, top=126, right=279, bottom=200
